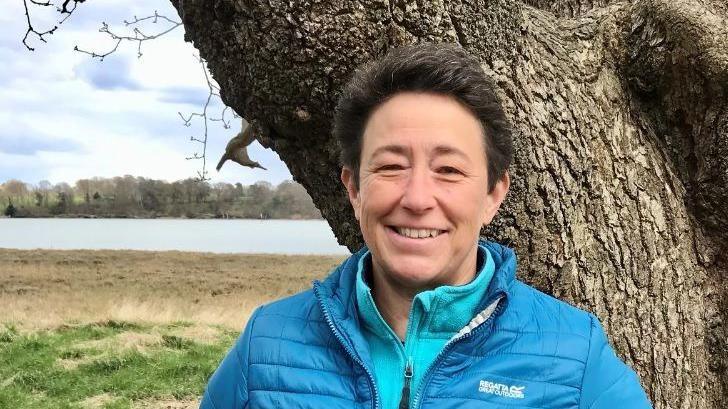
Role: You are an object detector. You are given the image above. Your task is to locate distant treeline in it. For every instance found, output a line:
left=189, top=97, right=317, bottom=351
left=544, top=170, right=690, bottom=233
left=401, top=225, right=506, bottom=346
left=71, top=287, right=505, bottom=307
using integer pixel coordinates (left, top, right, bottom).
left=0, top=176, right=321, bottom=219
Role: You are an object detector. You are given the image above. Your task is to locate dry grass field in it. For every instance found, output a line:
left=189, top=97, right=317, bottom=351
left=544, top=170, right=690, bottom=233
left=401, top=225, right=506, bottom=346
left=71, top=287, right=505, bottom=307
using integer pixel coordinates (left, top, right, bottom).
left=0, top=248, right=346, bottom=408
left=0, top=248, right=346, bottom=330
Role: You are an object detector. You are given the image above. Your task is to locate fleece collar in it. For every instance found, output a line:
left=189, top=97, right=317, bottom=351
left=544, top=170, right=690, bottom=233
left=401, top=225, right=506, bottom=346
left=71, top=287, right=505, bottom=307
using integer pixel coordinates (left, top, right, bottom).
left=354, top=242, right=495, bottom=341
left=312, top=239, right=517, bottom=364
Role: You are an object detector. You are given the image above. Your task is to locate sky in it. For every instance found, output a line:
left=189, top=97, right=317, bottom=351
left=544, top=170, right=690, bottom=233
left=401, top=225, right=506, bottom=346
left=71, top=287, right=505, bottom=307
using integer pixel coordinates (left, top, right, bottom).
left=0, top=0, right=293, bottom=187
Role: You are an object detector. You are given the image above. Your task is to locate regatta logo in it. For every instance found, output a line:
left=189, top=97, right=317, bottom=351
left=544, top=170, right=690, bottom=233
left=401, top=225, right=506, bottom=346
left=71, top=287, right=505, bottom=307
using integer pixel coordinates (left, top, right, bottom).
left=478, top=380, right=525, bottom=399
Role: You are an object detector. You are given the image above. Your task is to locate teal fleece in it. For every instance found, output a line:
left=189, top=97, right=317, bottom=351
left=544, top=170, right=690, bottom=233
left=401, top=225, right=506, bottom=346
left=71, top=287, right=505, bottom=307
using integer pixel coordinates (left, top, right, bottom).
left=355, top=242, right=495, bottom=409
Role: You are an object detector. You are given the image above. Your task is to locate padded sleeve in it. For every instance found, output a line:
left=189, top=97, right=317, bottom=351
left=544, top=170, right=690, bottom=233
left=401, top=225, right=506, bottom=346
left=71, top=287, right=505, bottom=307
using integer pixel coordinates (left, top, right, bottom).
left=200, top=307, right=263, bottom=409
left=579, top=314, right=652, bottom=409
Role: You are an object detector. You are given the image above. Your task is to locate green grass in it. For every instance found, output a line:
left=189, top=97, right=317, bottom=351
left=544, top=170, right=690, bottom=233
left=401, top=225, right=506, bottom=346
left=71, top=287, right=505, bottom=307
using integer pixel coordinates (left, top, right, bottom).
left=0, top=321, right=237, bottom=408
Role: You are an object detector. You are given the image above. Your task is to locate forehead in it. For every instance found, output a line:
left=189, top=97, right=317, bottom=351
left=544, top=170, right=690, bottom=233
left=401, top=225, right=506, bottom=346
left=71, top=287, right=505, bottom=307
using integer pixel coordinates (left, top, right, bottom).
left=361, top=92, right=485, bottom=158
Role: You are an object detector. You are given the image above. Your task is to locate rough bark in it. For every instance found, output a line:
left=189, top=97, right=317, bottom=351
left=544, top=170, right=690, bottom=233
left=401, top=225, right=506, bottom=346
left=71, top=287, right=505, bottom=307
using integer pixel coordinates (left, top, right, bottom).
left=170, top=0, right=727, bottom=407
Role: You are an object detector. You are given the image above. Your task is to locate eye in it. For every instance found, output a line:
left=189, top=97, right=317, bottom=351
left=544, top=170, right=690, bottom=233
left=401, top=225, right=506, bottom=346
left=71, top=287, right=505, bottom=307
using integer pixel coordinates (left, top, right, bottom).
left=436, top=166, right=462, bottom=175
left=378, top=164, right=405, bottom=172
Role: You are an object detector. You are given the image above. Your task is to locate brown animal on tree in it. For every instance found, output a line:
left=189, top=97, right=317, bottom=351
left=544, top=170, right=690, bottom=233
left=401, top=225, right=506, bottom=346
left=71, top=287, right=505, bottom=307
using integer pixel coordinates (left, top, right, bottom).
left=216, top=122, right=267, bottom=171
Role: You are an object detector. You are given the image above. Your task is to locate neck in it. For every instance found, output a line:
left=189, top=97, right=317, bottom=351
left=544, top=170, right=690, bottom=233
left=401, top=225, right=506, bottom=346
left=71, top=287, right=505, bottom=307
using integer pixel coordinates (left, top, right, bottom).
left=369, top=250, right=478, bottom=341
left=370, top=273, right=414, bottom=340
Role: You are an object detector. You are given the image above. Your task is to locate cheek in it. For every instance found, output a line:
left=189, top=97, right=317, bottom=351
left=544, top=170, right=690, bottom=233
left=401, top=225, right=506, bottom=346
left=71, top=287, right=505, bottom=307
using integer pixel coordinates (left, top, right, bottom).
left=438, top=183, right=489, bottom=220
left=358, top=181, right=402, bottom=234
left=361, top=178, right=403, bottom=209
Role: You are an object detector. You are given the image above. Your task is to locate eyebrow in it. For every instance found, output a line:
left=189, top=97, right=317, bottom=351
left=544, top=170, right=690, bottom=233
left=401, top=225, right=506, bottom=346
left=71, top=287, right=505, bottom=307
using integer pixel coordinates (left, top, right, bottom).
left=369, top=144, right=470, bottom=161
left=431, top=145, right=469, bottom=160
left=369, top=144, right=409, bottom=159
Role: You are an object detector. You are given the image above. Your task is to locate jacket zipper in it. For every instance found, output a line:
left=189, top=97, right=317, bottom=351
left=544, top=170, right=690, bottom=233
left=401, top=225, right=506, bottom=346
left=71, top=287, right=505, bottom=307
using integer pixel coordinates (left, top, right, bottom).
left=411, top=296, right=504, bottom=409
left=398, top=358, right=413, bottom=409
left=313, top=282, right=381, bottom=409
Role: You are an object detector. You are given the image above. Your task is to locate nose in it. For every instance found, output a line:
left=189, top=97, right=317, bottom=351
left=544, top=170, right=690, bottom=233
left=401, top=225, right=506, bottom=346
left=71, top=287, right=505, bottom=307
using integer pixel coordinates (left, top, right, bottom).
left=400, top=166, right=436, bottom=213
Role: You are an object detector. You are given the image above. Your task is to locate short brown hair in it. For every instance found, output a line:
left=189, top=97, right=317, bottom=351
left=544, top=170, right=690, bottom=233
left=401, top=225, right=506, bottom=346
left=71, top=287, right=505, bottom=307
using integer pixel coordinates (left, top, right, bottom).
left=333, top=42, right=513, bottom=192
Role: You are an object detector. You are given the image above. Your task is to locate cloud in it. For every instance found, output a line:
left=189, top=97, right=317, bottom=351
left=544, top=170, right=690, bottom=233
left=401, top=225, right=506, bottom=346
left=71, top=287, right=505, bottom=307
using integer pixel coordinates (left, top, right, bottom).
left=0, top=154, right=47, bottom=185
left=0, top=0, right=292, bottom=188
left=157, top=86, right=211, bottom=106
left=74, top=55, right=141, bottom=90
left=0, top=126, right=82, bottom=156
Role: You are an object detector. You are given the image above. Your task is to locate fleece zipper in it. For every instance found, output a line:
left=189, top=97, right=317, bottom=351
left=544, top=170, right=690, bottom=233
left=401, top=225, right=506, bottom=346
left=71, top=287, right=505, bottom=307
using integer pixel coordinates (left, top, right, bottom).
left=398, top=358, right=414, bottom=409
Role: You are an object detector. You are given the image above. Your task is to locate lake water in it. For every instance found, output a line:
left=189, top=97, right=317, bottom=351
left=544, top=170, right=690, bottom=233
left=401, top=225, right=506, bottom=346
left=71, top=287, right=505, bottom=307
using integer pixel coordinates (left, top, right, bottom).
left=0, top=218, right=350, bottom=255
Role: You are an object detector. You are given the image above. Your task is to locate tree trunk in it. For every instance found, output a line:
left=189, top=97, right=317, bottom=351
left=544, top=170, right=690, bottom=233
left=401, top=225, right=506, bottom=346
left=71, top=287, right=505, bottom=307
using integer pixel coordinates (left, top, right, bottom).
left=170, top=0, right=727, bottom=407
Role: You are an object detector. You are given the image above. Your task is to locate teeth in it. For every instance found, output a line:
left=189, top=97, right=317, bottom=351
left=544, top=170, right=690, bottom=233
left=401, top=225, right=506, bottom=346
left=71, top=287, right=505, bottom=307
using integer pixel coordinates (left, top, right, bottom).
left=394, top=227, right=442, bottom=239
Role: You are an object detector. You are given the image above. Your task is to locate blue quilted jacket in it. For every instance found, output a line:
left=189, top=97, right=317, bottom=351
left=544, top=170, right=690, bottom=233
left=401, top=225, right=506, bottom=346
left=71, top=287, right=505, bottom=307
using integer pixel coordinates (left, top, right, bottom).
left=201, top=241, right=652, bottom=408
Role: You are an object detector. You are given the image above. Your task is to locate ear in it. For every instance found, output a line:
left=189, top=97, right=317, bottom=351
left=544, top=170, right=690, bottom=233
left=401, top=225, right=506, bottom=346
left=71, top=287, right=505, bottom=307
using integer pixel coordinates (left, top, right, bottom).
left=340, top=166, right=361, bottom=221
left=481, top=171, right=510, bottom=226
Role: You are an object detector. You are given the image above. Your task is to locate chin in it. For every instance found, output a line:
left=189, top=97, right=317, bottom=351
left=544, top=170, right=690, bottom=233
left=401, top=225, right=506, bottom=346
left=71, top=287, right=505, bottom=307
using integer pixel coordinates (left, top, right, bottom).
left=386, top=261, right=442, bottom=289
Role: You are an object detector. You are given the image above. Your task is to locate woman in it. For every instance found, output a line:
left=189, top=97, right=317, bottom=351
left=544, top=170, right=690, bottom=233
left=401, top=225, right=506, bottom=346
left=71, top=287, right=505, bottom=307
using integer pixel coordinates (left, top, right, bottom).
left=200, top=43, right=651, bottom=409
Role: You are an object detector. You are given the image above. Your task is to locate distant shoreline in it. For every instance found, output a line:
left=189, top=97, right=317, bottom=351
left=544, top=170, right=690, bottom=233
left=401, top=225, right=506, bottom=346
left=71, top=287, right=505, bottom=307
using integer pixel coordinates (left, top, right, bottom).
left=0, top=218, right=349, bottom=255
left=0, top=214, right=323, bottom=220
left=0, top=248, right=346, bottom=329
left=0, top=246, right=345, bottom=257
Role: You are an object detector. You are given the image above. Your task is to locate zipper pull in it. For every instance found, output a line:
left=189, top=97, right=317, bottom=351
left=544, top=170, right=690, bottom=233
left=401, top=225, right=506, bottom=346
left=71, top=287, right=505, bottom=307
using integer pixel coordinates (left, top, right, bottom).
left=398, top=359, right=413, bottom=409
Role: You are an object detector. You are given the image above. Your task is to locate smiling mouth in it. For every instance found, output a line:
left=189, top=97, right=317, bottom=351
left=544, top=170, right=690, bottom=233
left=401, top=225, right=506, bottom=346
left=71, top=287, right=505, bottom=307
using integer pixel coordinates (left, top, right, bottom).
left=388, top=226, right=446, bottom=239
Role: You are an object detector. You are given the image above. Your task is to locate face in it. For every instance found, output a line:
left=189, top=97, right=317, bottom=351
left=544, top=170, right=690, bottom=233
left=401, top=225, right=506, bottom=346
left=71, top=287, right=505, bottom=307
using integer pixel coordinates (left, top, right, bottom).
left=341, top=92, right=509, bottom=292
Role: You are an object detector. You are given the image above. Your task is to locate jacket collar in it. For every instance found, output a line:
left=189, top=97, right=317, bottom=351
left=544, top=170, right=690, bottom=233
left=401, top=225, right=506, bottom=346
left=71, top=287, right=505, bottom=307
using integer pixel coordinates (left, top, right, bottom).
left=354, top=243, right=496, bottom=339
left=475, top=239, right=517, bottom=312
left=313, top=239, right=517, bottom=360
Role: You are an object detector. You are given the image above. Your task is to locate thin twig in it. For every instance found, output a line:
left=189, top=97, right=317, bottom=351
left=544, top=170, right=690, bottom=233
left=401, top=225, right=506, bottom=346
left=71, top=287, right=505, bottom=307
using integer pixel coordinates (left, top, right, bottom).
left=22, top=0, right=58, bottom=51
left=58, top=0, right=85, bottom=23
left=179, top=55, right=240, bottom=181
left=74, top=10, right=182, bottom=60
left=22, top=0, right=89, bottom=50
left=59, top=0, right=85, bottom=14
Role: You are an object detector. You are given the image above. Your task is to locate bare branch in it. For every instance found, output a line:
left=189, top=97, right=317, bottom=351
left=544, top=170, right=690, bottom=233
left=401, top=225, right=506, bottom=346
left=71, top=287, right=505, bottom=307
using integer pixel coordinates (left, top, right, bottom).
left=180, top=55, right=232, bottom=182
left=57, top=0, right=85, bottom=23
left=178, top=55, right=242, bottom=181
left=22, top=0, right=58, bottom=51
left=74, top=10, right=182, bottom=60
left=22, top=0, right=90, bottom=50
left=209, top=105, right=236, bottom=129
left=59, top=0, right=85, bottom=14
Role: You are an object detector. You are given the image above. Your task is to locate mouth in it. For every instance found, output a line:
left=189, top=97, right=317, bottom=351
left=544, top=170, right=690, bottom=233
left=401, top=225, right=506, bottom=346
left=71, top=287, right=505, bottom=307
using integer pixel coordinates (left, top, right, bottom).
left=387, top=225, right=447, bottom=239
